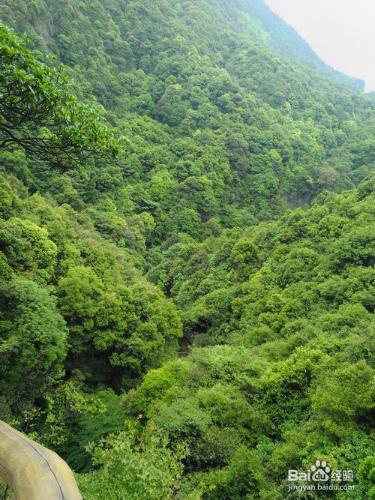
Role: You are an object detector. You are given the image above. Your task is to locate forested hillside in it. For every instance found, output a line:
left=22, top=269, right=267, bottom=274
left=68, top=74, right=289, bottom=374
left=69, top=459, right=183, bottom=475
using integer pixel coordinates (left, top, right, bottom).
left=0, top=0, right=374, bottom=498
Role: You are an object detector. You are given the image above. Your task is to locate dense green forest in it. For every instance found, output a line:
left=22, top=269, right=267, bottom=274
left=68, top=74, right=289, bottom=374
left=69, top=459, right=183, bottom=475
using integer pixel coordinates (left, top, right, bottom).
left=0, top=0, right=374, bottom=498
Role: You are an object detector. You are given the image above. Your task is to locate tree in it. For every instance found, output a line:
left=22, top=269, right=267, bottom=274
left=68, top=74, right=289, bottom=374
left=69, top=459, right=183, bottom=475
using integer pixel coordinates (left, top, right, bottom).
left=0, top=24, right=121, bottom=167
left=58, top=267, right=182, bottom=387
left=78, top=426, right=185, bottom=500
left=0, top=276, right=67, bottom=411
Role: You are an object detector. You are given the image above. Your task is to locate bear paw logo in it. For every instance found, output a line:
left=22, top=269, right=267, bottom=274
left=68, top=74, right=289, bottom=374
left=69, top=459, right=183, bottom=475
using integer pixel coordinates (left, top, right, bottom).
left=310, top=460, right=331, bottom=482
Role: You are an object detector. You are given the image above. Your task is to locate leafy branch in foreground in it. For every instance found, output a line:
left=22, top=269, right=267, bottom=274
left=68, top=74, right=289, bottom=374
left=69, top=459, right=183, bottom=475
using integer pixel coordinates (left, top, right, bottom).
left=0, top=24, right=122, bottom=167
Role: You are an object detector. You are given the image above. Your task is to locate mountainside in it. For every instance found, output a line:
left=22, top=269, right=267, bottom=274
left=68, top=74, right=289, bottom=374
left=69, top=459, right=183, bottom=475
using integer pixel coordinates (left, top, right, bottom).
left=0, top=1, right=374, bottom=498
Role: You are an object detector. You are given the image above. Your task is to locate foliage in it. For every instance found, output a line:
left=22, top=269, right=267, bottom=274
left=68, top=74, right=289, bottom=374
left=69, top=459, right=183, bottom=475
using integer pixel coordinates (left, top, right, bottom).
left=0, top=276, right=66, bottom=413
left=0, top=0, right=374, bottom=498
left=78, top=425, right=186, bottom=500
left=0, top=24, right=121, bottom=167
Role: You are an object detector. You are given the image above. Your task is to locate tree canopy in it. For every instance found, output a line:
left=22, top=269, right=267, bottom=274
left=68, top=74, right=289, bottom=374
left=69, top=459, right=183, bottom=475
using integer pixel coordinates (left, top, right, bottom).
left=0, top=1, right=374, bottom=498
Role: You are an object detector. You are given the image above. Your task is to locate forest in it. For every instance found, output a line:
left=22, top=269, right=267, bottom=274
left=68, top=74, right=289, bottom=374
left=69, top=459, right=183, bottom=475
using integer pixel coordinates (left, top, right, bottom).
left=0, top=0, right=374, bottom=498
